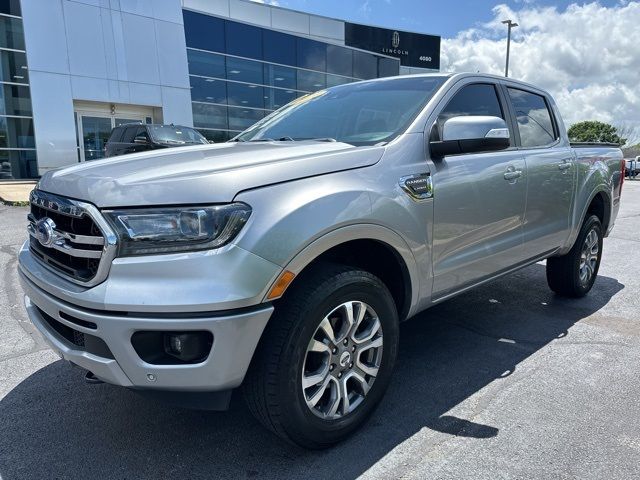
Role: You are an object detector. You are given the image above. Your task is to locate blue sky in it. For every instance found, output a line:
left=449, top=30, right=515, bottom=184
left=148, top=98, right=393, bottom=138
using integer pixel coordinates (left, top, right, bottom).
left=272, top=0, right=623, bottom=37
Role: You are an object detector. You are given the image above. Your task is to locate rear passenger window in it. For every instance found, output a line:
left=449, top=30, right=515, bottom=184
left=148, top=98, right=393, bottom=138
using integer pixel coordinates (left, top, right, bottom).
left=108, top=127, right=124, bottom=142
left=121, top=127, right=138, bottom=143
left=437, top=83, right=504, bottom=136
left=508, top=88, right=557, bottom=147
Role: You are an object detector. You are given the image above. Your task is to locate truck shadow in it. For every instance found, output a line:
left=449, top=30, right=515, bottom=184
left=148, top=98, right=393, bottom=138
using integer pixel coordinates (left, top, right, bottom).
left=0, top=263, right=624, bottom=480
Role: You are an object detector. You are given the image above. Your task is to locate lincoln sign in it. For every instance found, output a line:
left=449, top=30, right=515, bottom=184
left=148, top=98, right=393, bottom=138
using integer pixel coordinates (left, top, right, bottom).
left=344, top=22, right=441, bottom=70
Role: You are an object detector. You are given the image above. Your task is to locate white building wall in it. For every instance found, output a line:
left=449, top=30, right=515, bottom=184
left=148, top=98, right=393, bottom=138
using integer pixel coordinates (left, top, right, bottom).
left=21, top=0, right=191, bottom=174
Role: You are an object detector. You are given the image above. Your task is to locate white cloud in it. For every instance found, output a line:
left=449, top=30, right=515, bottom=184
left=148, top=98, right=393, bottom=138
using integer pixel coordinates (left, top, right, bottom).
left=441, top=2, right=640, bottom=142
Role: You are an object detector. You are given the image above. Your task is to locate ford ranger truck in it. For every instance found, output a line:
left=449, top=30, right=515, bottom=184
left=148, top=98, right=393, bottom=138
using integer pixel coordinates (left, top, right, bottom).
left=19, top=74, right=625, bottom=448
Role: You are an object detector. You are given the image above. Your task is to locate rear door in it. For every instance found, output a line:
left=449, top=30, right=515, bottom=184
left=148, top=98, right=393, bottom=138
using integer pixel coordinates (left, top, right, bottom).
left=430, top=81, right=527, bottom=298
left=505, top=87, right=575, bottom=257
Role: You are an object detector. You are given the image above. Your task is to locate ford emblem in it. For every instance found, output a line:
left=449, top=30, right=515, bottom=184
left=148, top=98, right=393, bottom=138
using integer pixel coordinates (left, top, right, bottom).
left=36, top=217, right=57, bottom=248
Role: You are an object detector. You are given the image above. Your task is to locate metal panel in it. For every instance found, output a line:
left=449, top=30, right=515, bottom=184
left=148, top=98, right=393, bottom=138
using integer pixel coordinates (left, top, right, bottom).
left=182, top=0, right=230, bottom=18
left=271, top=7, right=309, bottom=35
left=110, top=9, right=129, bottom=81
left=28, top=71, right=77, bottom=173
left=151, top=0, right=183, bottom=23
left=21, top=0, right=70, bottom=75
left=155, top=20, right=190, bottom=88
left=128, top=82, right=162, bottom=106
left=309, top=15, right=344, bottom=41
left=121, top=13, right=160, bottom=84
left=161, top=86, right=194, bottom=126
left=100, top=8, right=118, bottom=80
left=119, top=0, right=153, bottom=17
left=63, top=1, right=108, bottom=78
left=228, top=0, right=270, bottom=27
left=71, top=75, right=111, bottom=102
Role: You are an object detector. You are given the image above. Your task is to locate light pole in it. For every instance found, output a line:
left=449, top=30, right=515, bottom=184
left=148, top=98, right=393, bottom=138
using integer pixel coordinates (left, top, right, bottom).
left=502, top=19, right=518, bottom=77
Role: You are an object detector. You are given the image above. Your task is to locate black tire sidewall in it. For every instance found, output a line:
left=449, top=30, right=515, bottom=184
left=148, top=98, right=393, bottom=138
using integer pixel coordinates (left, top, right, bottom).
left=277, top=272, right=399, bottom=447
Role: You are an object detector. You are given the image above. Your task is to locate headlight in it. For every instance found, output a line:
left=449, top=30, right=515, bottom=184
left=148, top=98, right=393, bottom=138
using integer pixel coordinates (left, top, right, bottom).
left=104, top=203, right=251, bottom=256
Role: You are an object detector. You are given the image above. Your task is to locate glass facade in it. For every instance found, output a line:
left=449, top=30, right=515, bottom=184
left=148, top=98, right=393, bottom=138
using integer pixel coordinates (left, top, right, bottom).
left=0, top=1, right=36, bottom=179
left=183, top=10, right=401, bottom=142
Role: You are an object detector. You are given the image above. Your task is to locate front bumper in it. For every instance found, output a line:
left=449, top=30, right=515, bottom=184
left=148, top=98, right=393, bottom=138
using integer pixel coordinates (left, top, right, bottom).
left=19, top=263, right=274, bottom=393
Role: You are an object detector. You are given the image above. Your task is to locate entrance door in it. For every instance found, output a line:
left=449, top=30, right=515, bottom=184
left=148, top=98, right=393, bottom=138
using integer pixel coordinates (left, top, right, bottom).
left=80, top=116, right=113, bottom=161
left=74, top=102, right=153, bottom=162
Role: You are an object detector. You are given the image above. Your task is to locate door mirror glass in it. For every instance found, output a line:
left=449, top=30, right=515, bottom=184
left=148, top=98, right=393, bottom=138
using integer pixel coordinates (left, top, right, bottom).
left=430, top=116, right=510, bottom=158
left=133, top=135, right=148, bottom=145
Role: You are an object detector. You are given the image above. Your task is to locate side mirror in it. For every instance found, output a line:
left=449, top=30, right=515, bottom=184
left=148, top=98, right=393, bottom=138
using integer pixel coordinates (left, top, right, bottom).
left=133, top=136, right=148, bottom=145
left=430, top=116, right=510, bottom=159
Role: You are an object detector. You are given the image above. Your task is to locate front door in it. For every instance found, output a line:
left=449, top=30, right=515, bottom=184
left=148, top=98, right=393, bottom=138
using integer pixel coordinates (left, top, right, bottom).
left=79, top=115, right=113, bottom=161
left=505, top=87, right=575, bottom=257
left=74, top=102, right=153, bottom=162
left=430, top=82, right=527, bottom=299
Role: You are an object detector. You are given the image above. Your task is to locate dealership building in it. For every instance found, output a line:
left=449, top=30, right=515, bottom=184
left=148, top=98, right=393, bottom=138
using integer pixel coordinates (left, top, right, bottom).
left=1, top=0, right=440, bottom=179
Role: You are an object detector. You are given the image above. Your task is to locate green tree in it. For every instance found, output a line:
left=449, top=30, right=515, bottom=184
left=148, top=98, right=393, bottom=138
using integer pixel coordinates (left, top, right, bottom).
left=568, top=121, right=626, bottom=145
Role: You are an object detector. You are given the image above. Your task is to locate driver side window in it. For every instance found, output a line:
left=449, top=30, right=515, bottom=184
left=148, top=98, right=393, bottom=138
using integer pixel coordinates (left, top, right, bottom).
left=435, top=83, right=505, bottom=140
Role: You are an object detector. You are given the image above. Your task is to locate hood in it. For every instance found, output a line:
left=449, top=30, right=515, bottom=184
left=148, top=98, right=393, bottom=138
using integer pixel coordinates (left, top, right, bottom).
left=37, top=141, right=385, bottom=208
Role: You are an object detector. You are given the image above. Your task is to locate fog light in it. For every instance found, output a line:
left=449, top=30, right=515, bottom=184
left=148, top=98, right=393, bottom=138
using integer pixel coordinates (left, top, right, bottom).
left=163, top=332, right=212, bottom=363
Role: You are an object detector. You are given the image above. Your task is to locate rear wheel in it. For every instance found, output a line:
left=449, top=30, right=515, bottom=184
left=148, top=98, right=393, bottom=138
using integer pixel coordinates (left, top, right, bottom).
left=546, top=215, right=603, bottom=297
left=243, top=264, right=399, bottom=449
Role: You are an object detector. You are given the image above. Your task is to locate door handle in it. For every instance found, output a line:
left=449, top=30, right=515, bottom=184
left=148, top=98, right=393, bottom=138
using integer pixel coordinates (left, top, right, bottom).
left=558, top=161, right=572, bottom=171
left=503, top=170, right=522, bottom=181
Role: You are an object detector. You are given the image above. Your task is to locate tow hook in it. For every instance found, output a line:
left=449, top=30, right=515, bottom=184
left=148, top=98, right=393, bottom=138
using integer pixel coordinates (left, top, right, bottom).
left=84, top=371, right=104, bottom=385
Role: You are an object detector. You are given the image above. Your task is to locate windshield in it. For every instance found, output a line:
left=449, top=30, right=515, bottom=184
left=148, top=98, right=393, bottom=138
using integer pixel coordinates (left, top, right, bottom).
left=148, top=125, right=208, bottom=145
left=236, top=76, right=446, bottom=146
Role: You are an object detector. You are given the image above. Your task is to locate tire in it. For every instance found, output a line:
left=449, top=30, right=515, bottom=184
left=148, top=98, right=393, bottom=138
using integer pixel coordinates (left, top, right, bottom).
left=243, top=263, right=399, bottom=449
left=546, top=214, right=603, bottom=298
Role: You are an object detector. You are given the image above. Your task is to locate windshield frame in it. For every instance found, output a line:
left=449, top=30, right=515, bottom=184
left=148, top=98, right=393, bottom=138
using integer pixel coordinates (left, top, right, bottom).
left=235, top=75, right=448, bottom=146
left=147, top=125, right=208, bottom=145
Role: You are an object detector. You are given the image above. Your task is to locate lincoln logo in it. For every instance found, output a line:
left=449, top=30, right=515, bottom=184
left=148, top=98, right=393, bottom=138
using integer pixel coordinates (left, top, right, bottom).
left=392, top=31, right=400, bottom=48
left=35, top=217, right=57, bottom=248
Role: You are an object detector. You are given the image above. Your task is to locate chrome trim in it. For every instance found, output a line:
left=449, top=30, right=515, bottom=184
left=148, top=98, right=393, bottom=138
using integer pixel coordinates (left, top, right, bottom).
left=28, top=189, right=118, bottom=287
left=27, top=214, right=105, bottom=246
left=27, top=223, right=103, bottom=259
left=400, top=174, right=433, bottom=201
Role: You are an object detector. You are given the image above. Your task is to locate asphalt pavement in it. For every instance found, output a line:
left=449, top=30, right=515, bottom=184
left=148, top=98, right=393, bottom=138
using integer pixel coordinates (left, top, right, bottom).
left=1, top=182, right=639, bottom=480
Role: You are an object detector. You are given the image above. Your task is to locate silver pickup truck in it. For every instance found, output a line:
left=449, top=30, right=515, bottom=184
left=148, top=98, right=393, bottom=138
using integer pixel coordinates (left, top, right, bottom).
left=19, top=73, right=625, bottom=448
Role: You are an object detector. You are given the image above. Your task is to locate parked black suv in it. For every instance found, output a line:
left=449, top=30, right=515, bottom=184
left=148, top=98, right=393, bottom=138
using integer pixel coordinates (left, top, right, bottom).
left=105, top=123, right=209, bottom=158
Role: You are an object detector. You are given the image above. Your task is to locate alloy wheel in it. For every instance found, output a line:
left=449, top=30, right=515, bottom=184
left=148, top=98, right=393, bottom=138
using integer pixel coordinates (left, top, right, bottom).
left=301, top=300, right=383, bottom=419
left=579, top=228, right=599, bottom=286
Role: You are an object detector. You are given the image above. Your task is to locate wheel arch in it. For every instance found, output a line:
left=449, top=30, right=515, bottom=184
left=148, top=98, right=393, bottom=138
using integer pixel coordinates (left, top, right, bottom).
left=264, top=224, right=420, bottom=321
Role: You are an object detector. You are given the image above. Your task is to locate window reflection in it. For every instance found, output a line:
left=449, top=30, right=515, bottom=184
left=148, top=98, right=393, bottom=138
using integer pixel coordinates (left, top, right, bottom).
left=228, top=107, right=265, bottom=130
left=184, top=15, right=402, bottom=141
left=190, top=76, right=226, bottom=104
left=326, top=45, right=353, bottom=77
left=263, top=30, right=296, bottom=66
left=187, top=50, right=225, bottom=78
left=0, top=84, right=32, bottom=116
left=297, top=38, right=326, bottom=71
left=183, top=11, right=225, bottom=53
left=226, top=57, right=263, bottom=85
left=225, top=20, right=262, bottom=59
left=192, top=103, right=228, bottom=130
left=0, top=16, right=25, bottom=51
left=264, top=87, right=296, bottom=110
left=227, top=82, right=264, bottom=109
left=297, top=70, right=325, bottom=92
left=263, top=64, right=296, bottom=90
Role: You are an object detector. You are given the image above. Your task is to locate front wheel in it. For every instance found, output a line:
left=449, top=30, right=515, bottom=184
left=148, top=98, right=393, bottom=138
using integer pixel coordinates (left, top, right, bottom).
left=243, top=264, right=399, bottom=449
left=546, top=215, right=603, bottom=297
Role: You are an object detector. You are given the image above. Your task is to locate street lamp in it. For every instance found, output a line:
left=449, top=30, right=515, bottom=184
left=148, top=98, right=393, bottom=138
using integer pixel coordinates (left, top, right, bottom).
left=502, top=19, right=518, bottom=77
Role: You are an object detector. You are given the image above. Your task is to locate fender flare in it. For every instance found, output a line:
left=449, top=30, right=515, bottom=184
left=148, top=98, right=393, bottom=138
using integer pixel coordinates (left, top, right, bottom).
left=563, top=187, right=612, bottom=253
left=262, top=223, right=420, bottom=318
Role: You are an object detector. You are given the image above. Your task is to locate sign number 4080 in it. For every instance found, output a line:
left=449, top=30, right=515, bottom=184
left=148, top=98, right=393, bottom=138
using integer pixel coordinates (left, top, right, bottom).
left=419, top=56, right=432, bottom=62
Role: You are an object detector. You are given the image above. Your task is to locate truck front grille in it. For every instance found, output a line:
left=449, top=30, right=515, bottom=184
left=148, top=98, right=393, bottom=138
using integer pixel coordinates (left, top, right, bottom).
left=27, top=190, right=116, bottom=286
